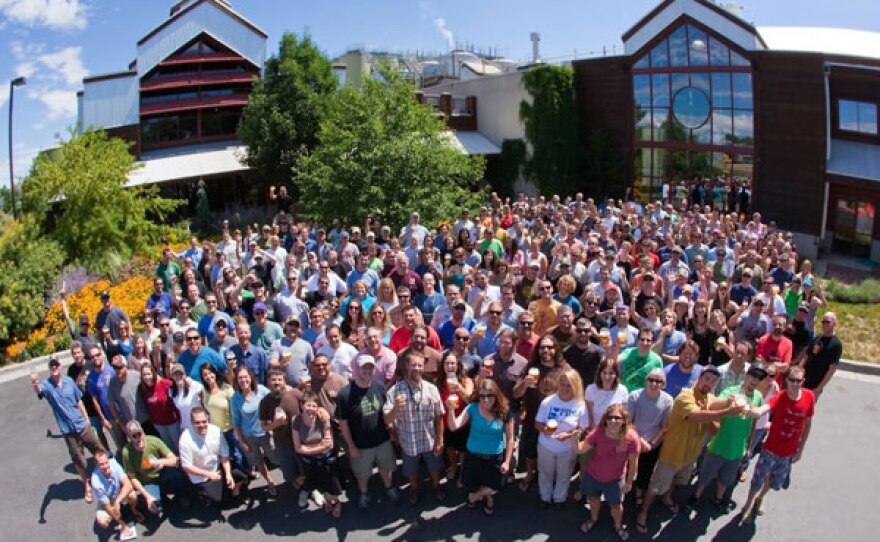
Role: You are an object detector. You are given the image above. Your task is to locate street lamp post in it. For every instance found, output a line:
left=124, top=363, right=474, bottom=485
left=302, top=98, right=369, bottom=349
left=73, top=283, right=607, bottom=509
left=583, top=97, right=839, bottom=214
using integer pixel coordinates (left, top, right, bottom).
left=8, top=76, right=26, bottom=219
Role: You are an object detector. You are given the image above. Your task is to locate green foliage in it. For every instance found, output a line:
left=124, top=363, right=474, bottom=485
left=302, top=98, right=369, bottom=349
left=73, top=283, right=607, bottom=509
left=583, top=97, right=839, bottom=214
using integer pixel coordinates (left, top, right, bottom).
left=582, top=127, right=625, bottom=198
left=520, top=65, right=579, bottom=196
left=238, top=32, right=338, bottom=199
left=0, top=215, right=65, bottom=342
left=295, top=74, right=486, bottom=229
left=496, top=139, right=526, bottom=199
left=193, top=180, right=214, bottom=234
left=21, top=128, right=181, bottom=274
left=823, top=278, right=880, bottom=304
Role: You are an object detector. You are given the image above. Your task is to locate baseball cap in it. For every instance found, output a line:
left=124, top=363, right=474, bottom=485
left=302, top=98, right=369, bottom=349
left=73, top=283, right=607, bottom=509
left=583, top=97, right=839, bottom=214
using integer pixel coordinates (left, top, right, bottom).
left=702, top=365, right=721, bottom=377
left=747, top=362, right=769, bottom=379
left=285, top=315, right=301, bottom=326
left=798, top=302, right=810, bottom=312
left=253, top=302, right=268, bottom=313
left=78, top=314, right=90, bottom=324
left=358, top=355, right=376, bottom=367
left=100, top=290, right=111, bottom=299
left=170, top=363, right=186, bottom=375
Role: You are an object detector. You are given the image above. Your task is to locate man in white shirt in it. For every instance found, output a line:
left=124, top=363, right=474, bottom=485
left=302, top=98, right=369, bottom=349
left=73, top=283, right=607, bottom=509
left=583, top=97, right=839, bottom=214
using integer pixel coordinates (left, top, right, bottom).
left=179, top=407, right=248, bottom=507
left=317, top=324, right=359, bottom=380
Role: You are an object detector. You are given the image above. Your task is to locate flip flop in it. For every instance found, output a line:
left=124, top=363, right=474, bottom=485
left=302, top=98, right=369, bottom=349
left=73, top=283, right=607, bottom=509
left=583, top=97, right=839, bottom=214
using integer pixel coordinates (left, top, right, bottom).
left=580, top=519, right=596, bottom=534
left=662, top=500, right=680, bottom=514
left=616, top=526, right=630, bottom=541
left=84, top=488, right=94, bottom=504
left=482, top=502, right=495, bottom=516
left=636, top=521, right=648, bottom=535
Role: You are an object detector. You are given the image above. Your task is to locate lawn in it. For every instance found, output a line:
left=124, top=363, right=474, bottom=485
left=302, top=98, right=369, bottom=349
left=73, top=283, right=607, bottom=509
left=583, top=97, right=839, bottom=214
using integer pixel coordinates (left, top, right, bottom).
left=822, top=302, right=880, bottom=364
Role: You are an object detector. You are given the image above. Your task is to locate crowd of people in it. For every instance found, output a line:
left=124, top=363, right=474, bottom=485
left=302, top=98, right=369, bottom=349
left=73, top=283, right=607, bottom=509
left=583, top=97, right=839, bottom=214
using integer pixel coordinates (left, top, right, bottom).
left=32, top=190, right=842, bottom=540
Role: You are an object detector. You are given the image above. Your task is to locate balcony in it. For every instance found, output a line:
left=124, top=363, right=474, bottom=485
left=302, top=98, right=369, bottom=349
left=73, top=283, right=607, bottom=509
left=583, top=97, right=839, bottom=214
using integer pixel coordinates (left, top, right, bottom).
left=140, top=71, right=255, bottom=92
left=415, top=92, right=477, bottom=131
left=140, top=93, right=250, bottom=116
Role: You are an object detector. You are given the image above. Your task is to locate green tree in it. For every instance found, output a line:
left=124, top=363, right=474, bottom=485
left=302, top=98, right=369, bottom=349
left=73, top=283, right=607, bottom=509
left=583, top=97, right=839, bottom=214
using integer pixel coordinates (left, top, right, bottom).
left=519, top=65, right=579, bottom=196
left=0, top=215, right=64, bottom=342
left=238, top=32, right=337, bottom=200
left=193, top=179, right=214, bottom=234
left=21, top=128, right=181, bottom=272
left=294, top=74, right=486, bottom=228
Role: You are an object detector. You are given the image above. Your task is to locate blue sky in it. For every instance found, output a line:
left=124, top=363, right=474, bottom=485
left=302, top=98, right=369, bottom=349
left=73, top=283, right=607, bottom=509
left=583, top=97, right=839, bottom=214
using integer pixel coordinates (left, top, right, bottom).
left=1, top=0, right=878, bottom=180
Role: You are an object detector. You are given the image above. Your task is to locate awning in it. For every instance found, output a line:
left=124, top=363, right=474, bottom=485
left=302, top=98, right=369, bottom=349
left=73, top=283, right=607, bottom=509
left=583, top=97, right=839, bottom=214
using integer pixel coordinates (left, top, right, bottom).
left=442, top=130, right=501, bottom=155
left=827, top=138, right=880, bottom=183
left=127, top=141, right=250, bottom=187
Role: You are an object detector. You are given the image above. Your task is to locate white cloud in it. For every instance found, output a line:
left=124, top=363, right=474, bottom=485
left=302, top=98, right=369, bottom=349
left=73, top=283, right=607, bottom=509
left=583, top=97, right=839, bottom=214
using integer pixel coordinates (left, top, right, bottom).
left=434, top=17, right=454, bottom=49
left=8, top=43, right=87, bottom=120
left=28, top=88, right=78, bottom=120
left=0, top=84, right=9, bottom=110
left=16, top=61, right=36, bottom=78
left=0, top=0, right=88, bottom=30
left=38, top=46, right=88, bottom=86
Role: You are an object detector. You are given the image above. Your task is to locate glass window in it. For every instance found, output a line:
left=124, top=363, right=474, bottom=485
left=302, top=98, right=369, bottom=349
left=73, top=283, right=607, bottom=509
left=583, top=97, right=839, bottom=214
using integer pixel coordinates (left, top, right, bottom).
left=839, top=100, right=878, bottom=135
left=688, top=26, right=709, bottom=67
left=650, top=41, right=669, bottom=68
left=691, top=72, right=710, bottom=96
left=653, top=107, right=669, bottom=142
left=634, top=54, right=650, bottom=69
left=669, top=26, right=688, bottom=67
left=671, top=73, right=689, bottom=98
left=652, top=74, right=670, bottom=106
left=711, top=72, right=731, bottom=108
left=709, top=37, right=729, bottom=66
left=692, top=121, right=712, bottom=145
left=672, top=87, right=710, bottom=129
left=712, top=109, right=733, bottom=145
left=732, top=73, right=753, bottom=109
left=635, top=107, right=652, bottom=141
left=652, top=147, right=665, bottom=178
left=639, top=148, right=652, bottom=177
left=733, top=110, right=754, bottom=145
left=730, top=50, right=750, bottom=66
left=634, top=75, right=651, bottom=107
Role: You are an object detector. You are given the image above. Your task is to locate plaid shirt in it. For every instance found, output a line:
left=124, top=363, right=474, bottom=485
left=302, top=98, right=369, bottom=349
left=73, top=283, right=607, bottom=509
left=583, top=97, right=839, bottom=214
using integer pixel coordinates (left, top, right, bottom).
left=384, top=379, right=444, bottom=456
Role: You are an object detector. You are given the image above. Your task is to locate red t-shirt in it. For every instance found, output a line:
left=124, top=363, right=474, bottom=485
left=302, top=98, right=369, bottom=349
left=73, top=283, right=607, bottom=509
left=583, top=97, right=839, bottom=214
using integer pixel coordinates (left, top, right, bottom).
left=585, top=428, right=641, bottom=483
left=388, top=326, right=442, bottom=354
left=141, top=378, right=179, bottom=426
left=756, top=334, right=793, bottom=364
left=762, top=389, right=815, bottom=457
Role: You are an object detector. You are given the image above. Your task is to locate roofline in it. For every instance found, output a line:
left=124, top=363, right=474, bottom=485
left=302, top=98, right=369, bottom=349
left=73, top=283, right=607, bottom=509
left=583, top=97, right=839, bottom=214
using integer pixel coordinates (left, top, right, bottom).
left=82, top=70, right=138, bottom=84
left=137, top=0, right=267, bottom=46
left=622, top=0, right=767, bottom=48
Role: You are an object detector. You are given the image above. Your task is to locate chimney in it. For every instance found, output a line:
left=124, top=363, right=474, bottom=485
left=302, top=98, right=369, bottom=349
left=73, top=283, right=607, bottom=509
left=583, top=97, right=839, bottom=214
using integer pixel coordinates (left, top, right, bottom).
left=530, top=32, right=541, bottom=64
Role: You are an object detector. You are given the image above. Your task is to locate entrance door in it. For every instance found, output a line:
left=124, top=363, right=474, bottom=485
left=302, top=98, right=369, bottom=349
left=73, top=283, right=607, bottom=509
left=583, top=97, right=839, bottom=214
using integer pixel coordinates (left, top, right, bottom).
left=832, top=199, right=874, bottom=258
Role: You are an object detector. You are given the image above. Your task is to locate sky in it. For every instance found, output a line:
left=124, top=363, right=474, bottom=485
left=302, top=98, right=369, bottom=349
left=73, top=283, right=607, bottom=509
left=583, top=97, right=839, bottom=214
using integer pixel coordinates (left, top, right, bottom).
left=1, top=0, right=879, bottom=181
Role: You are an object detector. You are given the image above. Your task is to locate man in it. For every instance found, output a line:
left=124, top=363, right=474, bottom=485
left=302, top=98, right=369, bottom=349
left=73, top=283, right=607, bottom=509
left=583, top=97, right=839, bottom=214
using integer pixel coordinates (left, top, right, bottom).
left=654, top=309, right=687, bottom=360
left=156, top=247, right=182, bottom=292
left=389, top=305, right=441, bottom=353
left=564, top=319, right=605, bottom=386
left=546, top=305, right=576, bottom=350
left=107, top=355, right=149, bottom=438
left=399, top=211, right=431, bottom=248
left=632, top=274, right=664, bottom=320
left=801, top=311, right=842, bottom=396
left=528, top=280, right=561, bottom=336
left=197, top=293, right=234, bottom=342
left=250, top=302, right=284, bottom=357
left=87, top=346, right=126, bottom=451
left=515, top=311, right=540, bottom=360
left=472, top=301, right=510, bottom=358
left=33, top=357, right=104, bottom=504
left=740, top=365, right=815, bottom=523
left=692, top=363, right=768, bottom=511
left=619, top=328, right=664, bottom=393
left=179, top=407, right=249, bottom=508
left=355, top=327, right=398, bottom=387
left=231, top=322, right=270, bottom=385
left=258, top=369, right=303, bottom=496
left=730, top=298, right=771, bottom=346
left=657, top=246, right=690, bottom=289
left=430, top=284, right=473, bottom=330
left=477, top=226, right=503, bottom=261
left=307, top=354, right=349, bottom=437
left=627, top=369, right=673, bottom=505
left=277, top=273, right=311, bottom=327
left=337, top=356, right=401, bottom=510
left=347, top=254, right=380, bottom=296
left=383, top=351, right=445, bottom=503
left=609, top=304, right=638, bottom=349
left=169, top=299, right=197, bottom=336
left=437, top=299, right=476, bottom=350
left=389, top=253, right=422, bottom=294
left=399, top=325, right=443, bottom=382
left=122, top=420, right=183, bottom=516
left=468, top=270, right=501, bottom=317
left=755, top=314, right=793, bottom=371
left=636, top=367, right=744, bottom=533
left=300, top=306, right=327, bottom=349
left=66, top=341, right=109, bottom=448
left=716, top=341, right=753, bottom=394
left=91, top=448, right=137, bottom=540
left=318, top=324, right=359, bottom=380
left=515, top=261, right=541, bottom=307
left=95, top=290, right=131, bottom=343
left=499, top=282, right=525, bottom=329
left=146, top=277, right=174, bottom=319
left=178, top=328, right=226, bottom=380
left=304, top=276, right=336, bottom=309
left=305, top=260, right=347, bottom=297
left=729, top=268, right=758, bottom=306
left=447, top=327, right=483, bottom=378
left=484, top=329, right=529, bottom=404
left=207, top=318, right=237, bottom=359
left=269, top=316, right=315, bottom=386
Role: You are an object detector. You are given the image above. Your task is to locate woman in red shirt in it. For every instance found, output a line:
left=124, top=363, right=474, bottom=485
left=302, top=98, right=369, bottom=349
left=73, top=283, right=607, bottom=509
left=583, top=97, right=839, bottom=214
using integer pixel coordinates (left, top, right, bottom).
left=139, top=363, right=180, bottom=453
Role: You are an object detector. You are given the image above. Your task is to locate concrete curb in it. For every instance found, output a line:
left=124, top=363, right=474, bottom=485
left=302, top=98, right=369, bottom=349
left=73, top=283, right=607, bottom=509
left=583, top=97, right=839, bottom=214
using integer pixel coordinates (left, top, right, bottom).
left=839, top=358, right=880, bottom=377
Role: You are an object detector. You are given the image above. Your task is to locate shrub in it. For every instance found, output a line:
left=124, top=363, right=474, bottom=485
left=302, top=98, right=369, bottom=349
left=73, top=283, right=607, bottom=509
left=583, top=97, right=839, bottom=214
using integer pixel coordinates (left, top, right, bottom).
left=822, top=278, right=880, bottom=304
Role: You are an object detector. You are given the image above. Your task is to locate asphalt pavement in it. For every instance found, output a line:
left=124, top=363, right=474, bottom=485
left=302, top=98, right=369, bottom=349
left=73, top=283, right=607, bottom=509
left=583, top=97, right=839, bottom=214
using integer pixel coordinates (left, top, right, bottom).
left=2, top=368, right=877, bottom=542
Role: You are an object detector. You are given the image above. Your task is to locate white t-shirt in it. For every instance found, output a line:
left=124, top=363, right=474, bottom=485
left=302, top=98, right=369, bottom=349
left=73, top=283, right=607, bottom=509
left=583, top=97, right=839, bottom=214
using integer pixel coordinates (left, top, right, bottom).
left=535, top=394, right=587, bottom=454
left=318, top=342, right=359, bottom=380
left=179, top=424, right=229, bottom=484
left=173, top=380, right=204, bottom=431
left=584, top=383, right=629, bottom=428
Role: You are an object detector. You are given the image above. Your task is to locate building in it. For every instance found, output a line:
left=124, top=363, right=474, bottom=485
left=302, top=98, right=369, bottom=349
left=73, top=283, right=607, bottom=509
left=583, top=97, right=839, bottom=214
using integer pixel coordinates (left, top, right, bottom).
left=573, top=0, right=880, bottom=260
left=76, top=0, right=266, bottom=204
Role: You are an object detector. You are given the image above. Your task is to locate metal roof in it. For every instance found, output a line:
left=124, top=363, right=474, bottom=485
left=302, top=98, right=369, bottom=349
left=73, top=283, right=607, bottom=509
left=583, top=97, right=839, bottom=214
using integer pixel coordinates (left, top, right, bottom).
left=128, top=141, right=250, bottom=187
left=443, top=131, right=501, bottom=155
left=759, top=27, right=880, bottom=61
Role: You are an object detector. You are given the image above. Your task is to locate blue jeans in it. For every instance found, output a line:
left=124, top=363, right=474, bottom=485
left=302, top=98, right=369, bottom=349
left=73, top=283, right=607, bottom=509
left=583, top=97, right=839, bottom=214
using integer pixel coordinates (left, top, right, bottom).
left=223, top=429, right=250, bottom=472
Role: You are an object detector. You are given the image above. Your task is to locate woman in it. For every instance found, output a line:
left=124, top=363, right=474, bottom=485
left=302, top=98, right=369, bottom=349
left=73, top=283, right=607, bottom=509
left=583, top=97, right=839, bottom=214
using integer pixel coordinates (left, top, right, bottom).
left=169, top=363, right=203, bottom=433
left=672, top=296, right=691, bottom=332
left=128, top=335, right=151, bottom=371
left=617, top=241, right=635, bottom=279
left=293, top=391, right=343, bottom=517
left=231, top=365, right=277, bottom=495
left=367, top=305, right=393, bottom=346
left=444, top=248, right=472, bottom=289
left=340, top=297, right=367, bottom=338
left=535, top=368, right=587, bottom=508
left=585, top=358, right=629, bottom=430
left=376, top=277, right=398, bottom=313
left=576, top=404, right=640, bottom=541
left=199, top=362, right=246, bottom=470
left=446, top=379, right=515, bottom=516
left=687, top=300, right=712, bottom=365
left=114, top=321, right=135, bottom=359
left=502, top=237, right=524, bottom=268
left=513, top=334, right=569, bottom=492
left=438, top=351, right=475, bottom=486
left=490, top=260, right=512, bottom=287
left=139, top=363, right=180, bottom=453
left=708, top=309, right=733, bottom=366
left=554, top=275, right=582, bottom=317
left=340, top=280, right=375, bottom=320
left=638, top=301, right=662, bottom=338
left=710, top=281, right=738, bottom=320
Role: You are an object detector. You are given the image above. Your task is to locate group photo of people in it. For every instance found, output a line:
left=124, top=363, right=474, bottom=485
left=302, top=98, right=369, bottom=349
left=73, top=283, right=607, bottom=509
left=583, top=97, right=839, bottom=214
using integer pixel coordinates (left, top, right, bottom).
left=32, top=189, right=841, bottom=540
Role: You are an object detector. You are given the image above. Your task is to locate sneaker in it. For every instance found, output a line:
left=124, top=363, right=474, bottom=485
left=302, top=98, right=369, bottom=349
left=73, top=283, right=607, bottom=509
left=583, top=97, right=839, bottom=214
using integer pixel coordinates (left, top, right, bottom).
left=386, top=487, right=401, bottom=504
left=311, top=489, right=325, bottom=507
left=297, top=489, right=309, bottom=509
left=357, top=493, right=371, bottom=511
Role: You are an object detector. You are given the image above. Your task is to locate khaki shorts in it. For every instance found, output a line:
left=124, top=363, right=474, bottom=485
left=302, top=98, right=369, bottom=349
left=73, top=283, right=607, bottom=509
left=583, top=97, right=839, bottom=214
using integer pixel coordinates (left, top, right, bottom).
left=648, top=461, right=695, bottom=496
left=64, top=427, right=103, bottom=472
left=350, top=440, right=396, bottom=481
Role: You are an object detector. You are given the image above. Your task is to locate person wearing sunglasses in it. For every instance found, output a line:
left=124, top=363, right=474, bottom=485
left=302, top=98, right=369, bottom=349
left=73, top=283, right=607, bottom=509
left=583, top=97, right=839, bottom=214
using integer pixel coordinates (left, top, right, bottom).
left=739, top=365, right=815, bottom=523
left=800, top=311, right=842, bottom=397
left=627, top=368, right=673, bottom=509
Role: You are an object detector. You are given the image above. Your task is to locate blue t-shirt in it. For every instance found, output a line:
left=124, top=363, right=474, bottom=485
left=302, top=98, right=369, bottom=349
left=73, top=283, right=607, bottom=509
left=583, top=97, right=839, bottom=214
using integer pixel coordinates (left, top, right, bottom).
left=663, top=363, right=704, bottom=398
left=87, top=365, right=117, bottom=420
left=730, top=284, right=758, bottom=305
left=40, top=376, right=87, bottom=434
left=91, top=457, right=126, bottom=506
left=473, top=323, right=511, bottom=358
left=178, top=346, right=227, bottom=380
left=197, top=311, right=234, bottom=341
left=465, top=402, right=505, bottom=455
left=230, top=344, right=270, bottom=385
left=231, top=385, right=270, bottom=437
left=438, top=319, right=476, bottom=350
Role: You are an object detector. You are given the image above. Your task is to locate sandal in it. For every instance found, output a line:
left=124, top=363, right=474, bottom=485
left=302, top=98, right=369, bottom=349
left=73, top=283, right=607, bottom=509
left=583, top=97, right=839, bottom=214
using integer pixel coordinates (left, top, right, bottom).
left=635, top=521, right=648, bottom=535
left=482, top=499, right=495, bottom=516
left=580, top=519, right=596, bottom=534
left=331, top=500, right=342, bottom=518
left=616, top=526, right=630, bottom=541
left=661, top=499, right=680, bottom=514
left=518, top=477, right=532, bottom=492
left=466, top=493, right=479, bottom=509
left=84, top=488, right=94, bottom=504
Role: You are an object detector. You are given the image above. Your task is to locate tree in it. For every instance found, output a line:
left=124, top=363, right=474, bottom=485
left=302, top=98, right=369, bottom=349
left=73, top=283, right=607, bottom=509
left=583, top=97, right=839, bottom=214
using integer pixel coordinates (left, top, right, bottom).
left=21, top=128, right=181, bottom=272
left=294, top=73, right=486, bottom=229
left=519, top=65, right=579, bottom=196
left=238, top=32, right=337, bottom=200
left=193, top=179, right=214, bottom=234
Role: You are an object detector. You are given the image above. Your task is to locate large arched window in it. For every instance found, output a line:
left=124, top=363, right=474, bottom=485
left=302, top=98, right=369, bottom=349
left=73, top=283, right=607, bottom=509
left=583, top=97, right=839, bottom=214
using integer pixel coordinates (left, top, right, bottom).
left=631, top=21, right=753, bottom=205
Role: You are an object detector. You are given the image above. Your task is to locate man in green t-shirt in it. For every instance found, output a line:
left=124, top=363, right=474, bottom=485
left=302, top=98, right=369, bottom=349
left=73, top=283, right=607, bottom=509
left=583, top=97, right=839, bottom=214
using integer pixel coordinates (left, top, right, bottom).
left=691, top=362, right=768, bottom=511
left=619, top=328, right=664, bottom=392
left=156, top=248, right=181, bottom=292
left=122, top=421, right=184, bottom=515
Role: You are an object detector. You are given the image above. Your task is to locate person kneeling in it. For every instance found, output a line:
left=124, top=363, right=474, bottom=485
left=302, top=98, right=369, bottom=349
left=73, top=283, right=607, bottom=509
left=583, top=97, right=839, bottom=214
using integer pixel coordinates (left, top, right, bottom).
left=91, top=448, right=138, bottom=540
left=122, top=420, right=186, bottom=517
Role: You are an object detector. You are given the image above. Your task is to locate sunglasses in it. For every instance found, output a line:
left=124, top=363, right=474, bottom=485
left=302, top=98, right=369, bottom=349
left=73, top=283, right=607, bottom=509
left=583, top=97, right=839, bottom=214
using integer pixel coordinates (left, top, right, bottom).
left=455, top=336, right=470, bottom=342
left=519, top=321, right=534, bottom=326
left=606, top=416, right=623, bottom=421
left=186, top=336, right=200, bottom=342
left=488, top=310, right=503, bottom=316
left=786, top=377, right=804, bottom=384
left=479, top=394, right=495, bottom=400
left=646, top=378, right=664, bottom=384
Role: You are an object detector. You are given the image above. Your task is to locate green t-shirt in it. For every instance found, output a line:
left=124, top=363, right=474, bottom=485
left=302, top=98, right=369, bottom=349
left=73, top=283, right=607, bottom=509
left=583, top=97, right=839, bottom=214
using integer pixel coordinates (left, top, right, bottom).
left=122, top=435, right=172, bottom=484
left=620, top=348, right=663, bottom=392
left=478, top=238, right=503, bottom=261
left=156, top=261, right=181, bottom=292
left=707, top=384, right=763, bottom=461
